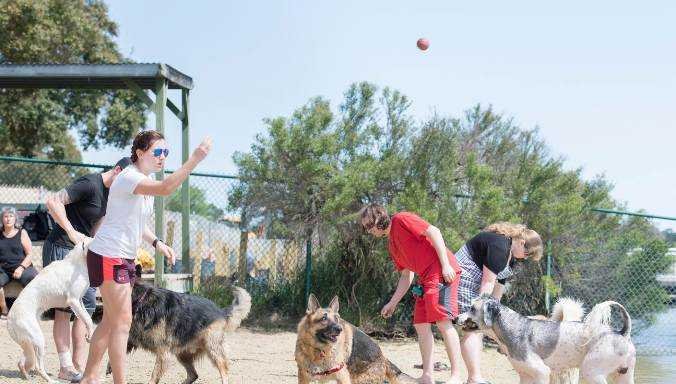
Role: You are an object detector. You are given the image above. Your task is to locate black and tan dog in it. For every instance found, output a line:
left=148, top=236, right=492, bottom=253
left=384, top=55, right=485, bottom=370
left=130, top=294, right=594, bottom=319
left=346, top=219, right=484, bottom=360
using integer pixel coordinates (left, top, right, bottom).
left=108, top=268, right=251, bottom=384
left=295, top=294, right=415, bottom=384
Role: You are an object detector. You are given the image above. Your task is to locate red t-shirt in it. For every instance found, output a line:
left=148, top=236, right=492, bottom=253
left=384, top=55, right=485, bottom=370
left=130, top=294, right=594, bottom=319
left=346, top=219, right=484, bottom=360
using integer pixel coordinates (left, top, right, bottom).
left=387, top=212, right=461, bottom=280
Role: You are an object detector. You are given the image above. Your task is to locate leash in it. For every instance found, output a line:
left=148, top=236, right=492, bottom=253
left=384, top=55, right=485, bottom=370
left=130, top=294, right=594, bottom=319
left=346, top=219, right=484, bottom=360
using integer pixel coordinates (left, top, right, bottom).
left=132, top=288, right=150, bottom=309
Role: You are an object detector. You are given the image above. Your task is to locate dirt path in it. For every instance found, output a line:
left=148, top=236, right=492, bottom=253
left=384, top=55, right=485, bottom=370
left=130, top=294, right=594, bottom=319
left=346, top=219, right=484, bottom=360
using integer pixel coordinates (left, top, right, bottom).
left=0, top=320, right=519, bottom=383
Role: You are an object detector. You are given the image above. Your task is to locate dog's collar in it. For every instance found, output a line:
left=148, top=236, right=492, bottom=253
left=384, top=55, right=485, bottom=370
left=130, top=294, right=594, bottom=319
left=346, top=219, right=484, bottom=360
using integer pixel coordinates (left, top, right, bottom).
left=311, top=362, right=345, bottom=377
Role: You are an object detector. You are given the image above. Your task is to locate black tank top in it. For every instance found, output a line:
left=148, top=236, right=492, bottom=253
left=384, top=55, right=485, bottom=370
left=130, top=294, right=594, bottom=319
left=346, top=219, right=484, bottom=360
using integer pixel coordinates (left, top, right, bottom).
left=0, top=229, right=25, bottom=271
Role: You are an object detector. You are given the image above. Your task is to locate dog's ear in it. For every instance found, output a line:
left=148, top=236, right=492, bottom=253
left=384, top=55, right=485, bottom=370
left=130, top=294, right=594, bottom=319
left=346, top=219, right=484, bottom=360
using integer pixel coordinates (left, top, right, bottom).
left=482, top=299, right=498, bottom=328
left=227, top=273, right=238, bottom=286
left=134, top=264, right=143, bottom=278
left=307, top=293, right=320, bottom=313
left=328, top=295, right=340, bottom=313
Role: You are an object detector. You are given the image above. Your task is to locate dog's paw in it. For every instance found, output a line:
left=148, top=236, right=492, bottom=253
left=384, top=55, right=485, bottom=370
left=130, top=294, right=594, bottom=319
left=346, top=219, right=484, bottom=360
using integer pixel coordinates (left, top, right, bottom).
left=17, top=361, right=29, bottom=380
left=497, top=345, right=509, bottom=356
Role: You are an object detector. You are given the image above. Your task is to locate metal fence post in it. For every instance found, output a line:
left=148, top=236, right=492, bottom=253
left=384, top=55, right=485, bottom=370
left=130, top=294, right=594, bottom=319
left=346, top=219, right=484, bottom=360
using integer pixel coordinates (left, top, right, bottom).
left=305, top=235, right=312, bottom=305
left=545, top=238, right=552, bottom=313
left=181, top=89, right=191, bottom=282
left=154, top=78, right=167, bottom=288
left=239, top=230, right=249, bottom=285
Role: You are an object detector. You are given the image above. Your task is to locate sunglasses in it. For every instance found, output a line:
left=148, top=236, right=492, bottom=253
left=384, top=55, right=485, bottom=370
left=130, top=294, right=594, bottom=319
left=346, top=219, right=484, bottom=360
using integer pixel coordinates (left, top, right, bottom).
left=152, top=148, right=169, bottom=158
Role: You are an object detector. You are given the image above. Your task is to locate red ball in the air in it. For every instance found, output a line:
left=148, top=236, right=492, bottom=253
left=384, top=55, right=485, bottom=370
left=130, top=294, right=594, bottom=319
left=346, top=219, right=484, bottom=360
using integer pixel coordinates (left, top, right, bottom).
left=417, top=38, right=430, bottom=51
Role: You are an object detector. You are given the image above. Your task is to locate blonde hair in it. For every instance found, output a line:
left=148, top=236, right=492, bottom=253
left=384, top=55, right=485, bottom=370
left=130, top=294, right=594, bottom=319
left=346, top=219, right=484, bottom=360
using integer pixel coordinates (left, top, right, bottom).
left=483, top=222, right=544, bottom=261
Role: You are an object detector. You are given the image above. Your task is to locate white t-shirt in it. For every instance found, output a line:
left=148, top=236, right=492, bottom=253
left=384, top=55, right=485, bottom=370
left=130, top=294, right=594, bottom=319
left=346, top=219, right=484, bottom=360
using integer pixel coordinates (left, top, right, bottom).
left=89, top=165, right=154, bottom=259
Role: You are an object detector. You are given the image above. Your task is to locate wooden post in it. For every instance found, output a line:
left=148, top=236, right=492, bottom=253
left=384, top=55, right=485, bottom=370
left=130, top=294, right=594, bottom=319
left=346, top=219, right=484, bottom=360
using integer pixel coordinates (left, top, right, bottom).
left=213, top=239, right=229, bottom=277
left=193, top=231, right=204, bottom=289
left=166, top=220, right=176, bottom=247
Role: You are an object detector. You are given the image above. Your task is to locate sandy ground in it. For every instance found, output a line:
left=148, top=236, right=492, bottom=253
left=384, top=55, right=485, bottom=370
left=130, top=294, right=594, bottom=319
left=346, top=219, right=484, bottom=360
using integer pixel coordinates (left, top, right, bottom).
left=0, top=320, right=519, bottom=384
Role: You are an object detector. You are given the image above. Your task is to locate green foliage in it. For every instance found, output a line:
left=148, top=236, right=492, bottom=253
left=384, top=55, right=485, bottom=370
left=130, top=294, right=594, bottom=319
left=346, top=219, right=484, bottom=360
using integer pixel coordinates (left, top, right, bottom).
left=166, top=185, right=224, bottom=221
left=0, top=0, right=146, bottom=159
left=228, top=82, right=670, bottom=333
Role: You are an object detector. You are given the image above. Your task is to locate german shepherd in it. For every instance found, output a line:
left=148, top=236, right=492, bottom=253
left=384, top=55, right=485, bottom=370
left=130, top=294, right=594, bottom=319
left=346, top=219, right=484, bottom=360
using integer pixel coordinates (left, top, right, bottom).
left=109, top=268, right=251, bottom=384
left=295, top=293, right=415, bottom=384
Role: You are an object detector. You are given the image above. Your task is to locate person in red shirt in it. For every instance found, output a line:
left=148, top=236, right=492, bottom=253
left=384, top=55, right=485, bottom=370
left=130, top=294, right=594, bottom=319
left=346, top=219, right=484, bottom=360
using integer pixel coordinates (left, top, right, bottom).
left=360, top=204, right=463, bottom=384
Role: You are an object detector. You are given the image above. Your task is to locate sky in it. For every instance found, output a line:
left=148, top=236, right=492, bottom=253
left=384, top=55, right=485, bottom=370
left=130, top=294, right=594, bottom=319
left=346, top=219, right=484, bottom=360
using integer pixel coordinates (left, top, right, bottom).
left=82, top=1, right=675, bottom=230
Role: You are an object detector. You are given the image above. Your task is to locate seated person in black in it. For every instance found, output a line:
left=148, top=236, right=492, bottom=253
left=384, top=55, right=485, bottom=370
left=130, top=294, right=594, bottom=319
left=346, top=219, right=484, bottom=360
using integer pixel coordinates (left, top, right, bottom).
left=0, top=206, right=38, bottom=317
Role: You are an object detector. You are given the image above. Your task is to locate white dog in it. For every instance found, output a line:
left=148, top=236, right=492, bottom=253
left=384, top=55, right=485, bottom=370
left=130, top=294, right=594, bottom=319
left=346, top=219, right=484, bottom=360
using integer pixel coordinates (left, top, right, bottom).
left=529, top=298, right=586, bottom=384
left=457, top=296, right=635, bottom=384
left=7, top=238, right=94, bottom=383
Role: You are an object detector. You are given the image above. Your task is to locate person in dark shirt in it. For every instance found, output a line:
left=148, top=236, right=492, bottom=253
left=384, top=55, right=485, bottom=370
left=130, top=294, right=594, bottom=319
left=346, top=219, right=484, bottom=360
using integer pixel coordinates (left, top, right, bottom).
left=0, top=206, right=38, bottom=317
left=455, top=222, right=543, bottom=384
left=43, top=157, right=131, bottom=382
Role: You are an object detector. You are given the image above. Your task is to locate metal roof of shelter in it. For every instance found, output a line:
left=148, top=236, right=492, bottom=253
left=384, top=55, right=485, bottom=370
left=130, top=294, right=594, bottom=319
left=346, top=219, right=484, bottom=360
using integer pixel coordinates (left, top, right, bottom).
left=0, top=63, right=193, bottom=90
left=0, top=63, right=194, bottom=284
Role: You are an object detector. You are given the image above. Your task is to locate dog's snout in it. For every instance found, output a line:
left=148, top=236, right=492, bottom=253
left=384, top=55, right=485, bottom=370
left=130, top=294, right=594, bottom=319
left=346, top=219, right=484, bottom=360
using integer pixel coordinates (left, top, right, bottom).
left=331, top=323, right=343, bottom=334
left=456, top=313, right=467, bottom=325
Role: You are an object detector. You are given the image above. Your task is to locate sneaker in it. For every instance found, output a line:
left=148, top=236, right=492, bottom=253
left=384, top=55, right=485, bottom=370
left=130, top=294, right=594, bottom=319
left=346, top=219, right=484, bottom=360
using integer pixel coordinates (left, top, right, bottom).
left=58, top=369, right=83, bottom=383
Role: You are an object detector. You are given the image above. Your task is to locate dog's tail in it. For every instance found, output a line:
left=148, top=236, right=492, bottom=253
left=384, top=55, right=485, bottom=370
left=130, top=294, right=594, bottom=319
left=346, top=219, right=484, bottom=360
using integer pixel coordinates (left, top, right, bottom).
left=584, top=301, right=632, bottom=338
left=223, top=286, right=252, bottom=331
left=386, top=360, right=417, bottom=383
left=550, top=297, right=585, bottom=322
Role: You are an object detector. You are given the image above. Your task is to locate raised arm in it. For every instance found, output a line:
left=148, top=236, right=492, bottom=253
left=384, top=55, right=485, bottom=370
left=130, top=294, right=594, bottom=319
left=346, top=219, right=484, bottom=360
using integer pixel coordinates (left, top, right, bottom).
left=133, top=137, right=212, bottom=196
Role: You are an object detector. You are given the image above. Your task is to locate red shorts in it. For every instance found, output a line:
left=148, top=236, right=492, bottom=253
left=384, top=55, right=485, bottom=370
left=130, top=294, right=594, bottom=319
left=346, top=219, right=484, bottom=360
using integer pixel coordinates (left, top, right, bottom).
left=86, top=250, right=136, bottom=287
left=413, top=276, right=460, bottom=324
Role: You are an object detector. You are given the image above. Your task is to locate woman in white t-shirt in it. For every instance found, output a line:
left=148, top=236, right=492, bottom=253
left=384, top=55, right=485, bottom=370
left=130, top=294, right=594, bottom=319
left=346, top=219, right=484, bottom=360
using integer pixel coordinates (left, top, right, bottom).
left=80, top=130, right=211, bottom=384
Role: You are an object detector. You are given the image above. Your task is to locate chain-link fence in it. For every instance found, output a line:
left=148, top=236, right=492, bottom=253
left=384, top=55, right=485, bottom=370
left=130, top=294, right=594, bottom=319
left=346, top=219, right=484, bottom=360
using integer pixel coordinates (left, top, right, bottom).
left=0, top=156, right=308, bottom=295
left=1, top=156, right=674, bottom=355
left=546, top=245, right=676, bottom=356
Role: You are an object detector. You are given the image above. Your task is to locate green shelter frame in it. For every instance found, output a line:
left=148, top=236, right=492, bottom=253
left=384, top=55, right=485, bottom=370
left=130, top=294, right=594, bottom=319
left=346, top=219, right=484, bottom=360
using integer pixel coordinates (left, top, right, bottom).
left=0, top=63, right=194, bottom=286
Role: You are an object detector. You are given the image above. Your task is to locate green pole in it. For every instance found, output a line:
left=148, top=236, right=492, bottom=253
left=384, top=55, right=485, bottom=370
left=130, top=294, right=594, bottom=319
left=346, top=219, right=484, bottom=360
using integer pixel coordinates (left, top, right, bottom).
left=154, top=79, right=167, bottom=288
left=545, top=239, right=552, bottom=313
left=181, top=89, right=191, bottom=281
left=305, top=235, right=312, bottom=305
left=591, top=208, right=676, bottom=221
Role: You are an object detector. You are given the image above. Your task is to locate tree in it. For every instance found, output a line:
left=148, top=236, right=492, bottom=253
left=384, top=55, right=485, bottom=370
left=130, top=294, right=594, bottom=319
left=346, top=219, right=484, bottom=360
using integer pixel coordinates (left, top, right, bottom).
left=0, top=0, right=146, bottom=160
left=166, top=185, right=224, bottom=221
left=229, top=96, right=338, bottom=240
left=229, top=83, right=669, bottom=331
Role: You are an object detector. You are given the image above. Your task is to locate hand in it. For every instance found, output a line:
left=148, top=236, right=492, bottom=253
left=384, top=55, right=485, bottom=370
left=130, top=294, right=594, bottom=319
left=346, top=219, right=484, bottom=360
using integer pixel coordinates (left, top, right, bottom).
left=192, top=137, right=212, bottom=161
left=12, top=266, right=24, bottom=279
left=156, top=241, right=176, bottom=265
left=441, top=263, right=456, bottom=283
left=381, top=301, right=397, bottom=318
left=67, top=230, right=87, bottom=245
